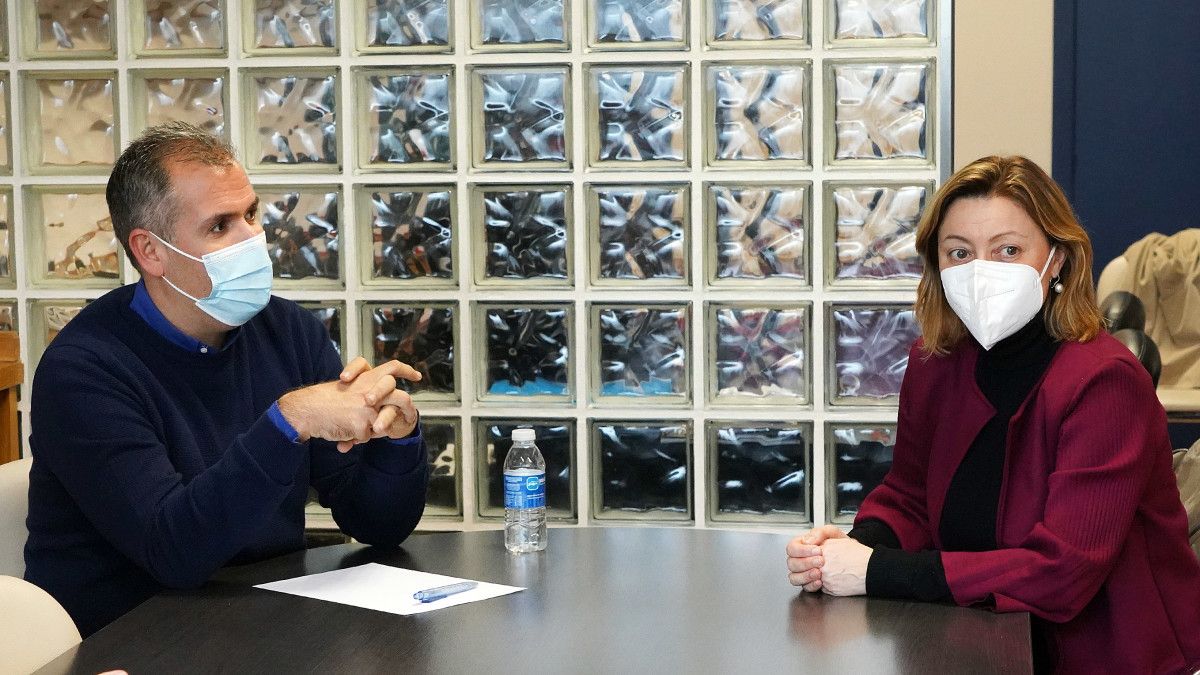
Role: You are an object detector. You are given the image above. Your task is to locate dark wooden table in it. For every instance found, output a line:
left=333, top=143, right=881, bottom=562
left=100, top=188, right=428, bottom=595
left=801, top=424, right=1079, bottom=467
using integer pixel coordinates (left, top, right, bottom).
left=39, top=528, right=1031, bottom=674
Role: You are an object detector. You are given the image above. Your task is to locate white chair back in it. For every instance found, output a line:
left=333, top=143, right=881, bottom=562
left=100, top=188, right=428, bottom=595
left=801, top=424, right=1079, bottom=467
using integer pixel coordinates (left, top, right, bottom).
left=0, top=457, right=31, bottom=577
left=0, top=575, right=81, bottom=674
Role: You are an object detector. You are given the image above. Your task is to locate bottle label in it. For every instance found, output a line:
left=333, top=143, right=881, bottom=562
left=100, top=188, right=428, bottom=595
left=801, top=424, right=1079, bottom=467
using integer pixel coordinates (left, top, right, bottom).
left=503, top=471, right=546, bottom=509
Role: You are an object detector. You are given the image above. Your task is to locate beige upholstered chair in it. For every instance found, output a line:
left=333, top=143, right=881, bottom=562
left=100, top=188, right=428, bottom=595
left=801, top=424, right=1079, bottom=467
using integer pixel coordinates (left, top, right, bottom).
left=1175, top=442, right=1200, bottom=561
left=0, top=457, right=31, bottom=577
left=0, top=575, right=81, bottom=673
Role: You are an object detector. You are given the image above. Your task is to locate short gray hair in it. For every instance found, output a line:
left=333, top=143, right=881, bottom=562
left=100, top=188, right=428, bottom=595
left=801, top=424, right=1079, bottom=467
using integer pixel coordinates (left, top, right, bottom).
left=106, top=122, right=238, bottom=270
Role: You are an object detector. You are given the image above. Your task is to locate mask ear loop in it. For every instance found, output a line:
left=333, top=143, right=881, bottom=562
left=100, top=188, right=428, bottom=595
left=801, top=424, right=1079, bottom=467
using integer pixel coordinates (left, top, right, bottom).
left=1042, top=245, right=1065, bottom=294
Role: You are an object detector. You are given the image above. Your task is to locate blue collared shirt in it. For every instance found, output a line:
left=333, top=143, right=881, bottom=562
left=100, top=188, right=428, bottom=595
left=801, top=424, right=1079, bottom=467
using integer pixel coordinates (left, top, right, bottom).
left=130, top=280, right=422, bottom=447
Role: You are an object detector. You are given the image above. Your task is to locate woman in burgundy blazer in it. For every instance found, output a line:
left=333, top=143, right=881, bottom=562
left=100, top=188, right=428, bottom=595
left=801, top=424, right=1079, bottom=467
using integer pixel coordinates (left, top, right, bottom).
left=786, top=156, right=1200, bottom=674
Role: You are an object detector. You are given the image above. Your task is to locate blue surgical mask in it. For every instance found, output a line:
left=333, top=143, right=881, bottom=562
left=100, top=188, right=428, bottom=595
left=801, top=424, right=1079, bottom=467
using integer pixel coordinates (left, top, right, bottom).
left=153, top=232, right=273, bottom=327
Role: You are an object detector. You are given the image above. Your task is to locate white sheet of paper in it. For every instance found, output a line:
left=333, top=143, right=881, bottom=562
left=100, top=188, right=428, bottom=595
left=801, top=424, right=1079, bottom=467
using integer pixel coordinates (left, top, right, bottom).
left=254, top=562, right=523, bottom=615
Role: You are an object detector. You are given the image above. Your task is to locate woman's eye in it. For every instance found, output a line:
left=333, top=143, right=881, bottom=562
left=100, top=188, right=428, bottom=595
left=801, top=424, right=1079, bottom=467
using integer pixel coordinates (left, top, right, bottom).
left=1000, top=245, right=1019, bottom=257
left=949, top=249, right=968, bottom=260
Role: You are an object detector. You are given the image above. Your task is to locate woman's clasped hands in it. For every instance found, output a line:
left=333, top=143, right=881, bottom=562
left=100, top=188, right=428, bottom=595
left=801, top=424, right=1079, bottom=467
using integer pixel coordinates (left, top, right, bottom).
left=786, top=525, right=873, bottom=597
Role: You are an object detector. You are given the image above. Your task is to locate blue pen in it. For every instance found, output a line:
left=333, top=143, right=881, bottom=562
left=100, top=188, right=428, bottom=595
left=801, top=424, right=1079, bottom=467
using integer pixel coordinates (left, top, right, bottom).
left=413, top=581, right=479, bottom=603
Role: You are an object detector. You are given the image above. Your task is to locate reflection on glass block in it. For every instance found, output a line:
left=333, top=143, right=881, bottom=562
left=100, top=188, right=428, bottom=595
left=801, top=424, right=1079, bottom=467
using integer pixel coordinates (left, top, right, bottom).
left=711, top=0, right=806, bottom=42
left=712, top=424, right=809, bottom=519
left=594, top=185, right=686, bottom=281
left=478, top=419, right=573, bottom=518
left=711, top=63, right=807, bottom=162
left=33, top=76, right=115, bottom=168
left=0, top=193, right=10, bottom=280
left=593, top=67, right=686, bottom=163
left=369, top=304, right=455, bottom=395
left=366, top=0, right=450, bottom=48
left=711, top=184, right=806, bottom=282
left=142, top=0, right=225, bottom=51
left=364, top=69, right=452, bottom=166
left=592, top=0, right=684, bottom=45
left=141, top=74, right=225, bottom=138
left=478, top=69, right=567, bottom=164
left=0, top=302, right=14, bottom=331
left=713, top=305, right=807, bottom=400
left=367, top=187, right=453, bottom=281
left=483, top=305, right=570, bottom=397
left=423, top=419, right=459, bottom=515
left=595, top=421, right=690, bottom=518
left=249, top=72, right=338, bottom=166
left=829, top=424, right=894, bottom=522
left=0, top=78, right=8, bottom=169
left=833, top=62, right=928, bottom=160
left=481, top=188, right=569, bottom=281
left=596, top=305, right=687, bottom=399
left=479, top=0, right=565, bottom=46
left=832, top=184, right=925, bottom=281
left=830, top=305, right=918, bottom=403
left=834, top=0, right=927, bottom=39
left=253, top=0, right=336, bottom=49
left=34, top=1, right=112, bottom=54
left=36, top=191, right=120, bottom=283
left=44, top=303, right=84, bottom=341
left=260, top=188, right=339, bottom=281
left=300, top=302, right=343, bottom=357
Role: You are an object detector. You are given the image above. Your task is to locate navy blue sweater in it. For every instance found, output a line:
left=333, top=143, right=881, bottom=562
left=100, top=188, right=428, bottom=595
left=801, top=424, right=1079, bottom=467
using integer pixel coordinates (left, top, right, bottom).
left=24, top=284, right=429, bottom=636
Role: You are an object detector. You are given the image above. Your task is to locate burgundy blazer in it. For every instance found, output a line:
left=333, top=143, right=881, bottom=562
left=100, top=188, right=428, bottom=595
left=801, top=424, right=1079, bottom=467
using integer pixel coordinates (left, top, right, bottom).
left=857, top=332, right=1200, bottom=674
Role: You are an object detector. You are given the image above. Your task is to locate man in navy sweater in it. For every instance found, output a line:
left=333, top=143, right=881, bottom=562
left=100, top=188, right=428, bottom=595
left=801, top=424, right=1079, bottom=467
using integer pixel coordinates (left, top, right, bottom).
left=23, top=122, right=430, bottom=637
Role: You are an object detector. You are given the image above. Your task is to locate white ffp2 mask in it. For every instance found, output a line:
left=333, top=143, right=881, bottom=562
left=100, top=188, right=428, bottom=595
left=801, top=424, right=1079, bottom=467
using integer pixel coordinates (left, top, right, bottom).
left=940, top=246, right=1056, bottom=350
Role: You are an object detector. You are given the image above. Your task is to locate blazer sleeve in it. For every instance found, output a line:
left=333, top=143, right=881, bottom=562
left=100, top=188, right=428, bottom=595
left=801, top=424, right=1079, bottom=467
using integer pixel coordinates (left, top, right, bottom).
left=853, top=343, right=936, bottom=552
left=939, top=356, right=1160, bottom=623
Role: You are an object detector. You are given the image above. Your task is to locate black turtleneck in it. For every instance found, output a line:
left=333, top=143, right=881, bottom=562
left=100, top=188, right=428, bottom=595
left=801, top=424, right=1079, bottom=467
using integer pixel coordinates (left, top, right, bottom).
left=848, top=313, right=1061, bottom=600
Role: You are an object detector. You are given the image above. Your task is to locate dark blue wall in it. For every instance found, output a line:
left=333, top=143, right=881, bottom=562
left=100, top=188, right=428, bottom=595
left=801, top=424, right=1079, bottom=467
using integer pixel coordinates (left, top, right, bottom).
left=1053, top=0, right=1200, bottom=276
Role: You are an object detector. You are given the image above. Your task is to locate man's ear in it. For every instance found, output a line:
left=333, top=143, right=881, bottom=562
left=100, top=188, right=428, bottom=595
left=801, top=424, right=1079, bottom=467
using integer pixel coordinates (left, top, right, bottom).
left=129, top=229, right=166, bottom=277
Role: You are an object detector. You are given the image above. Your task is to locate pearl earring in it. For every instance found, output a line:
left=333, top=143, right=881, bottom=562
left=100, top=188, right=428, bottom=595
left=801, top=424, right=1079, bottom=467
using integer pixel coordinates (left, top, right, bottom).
left=1051, top=277, right=1064, bottom=294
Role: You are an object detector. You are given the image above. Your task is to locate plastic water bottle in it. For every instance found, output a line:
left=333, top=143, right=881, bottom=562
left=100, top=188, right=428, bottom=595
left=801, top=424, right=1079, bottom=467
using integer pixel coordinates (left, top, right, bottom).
left=504, top=428, right=546, bottom=553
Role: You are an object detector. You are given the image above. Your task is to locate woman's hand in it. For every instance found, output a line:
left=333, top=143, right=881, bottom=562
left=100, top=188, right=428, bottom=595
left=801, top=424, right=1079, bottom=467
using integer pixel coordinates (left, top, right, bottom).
left=817, top=538, right=872, bottom=596
left=786, top=525, right=848, bottom=592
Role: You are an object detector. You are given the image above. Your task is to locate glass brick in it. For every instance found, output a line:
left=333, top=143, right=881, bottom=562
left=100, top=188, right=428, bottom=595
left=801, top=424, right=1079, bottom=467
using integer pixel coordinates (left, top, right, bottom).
left=831, top=0, right=928, bottom=41
left=478, top=303, right=572, bottom=400
left=476, top=418, right=574, bottom=520
left=298, top=301, right=344, bottom=359
left=708, top=183, right=808, bottom=284
left=0, top=77, right=10, bottom=172
left=259, top=187, right=340, bottom=283
left=138, top=0, right=225, bottom=53
left=473, top=67, right=568, bottom=168
left=359, top=67, right=453, bottom=170
left=710, top=0, right=807, bottom=45
left=363, top=0, right=451, bottom=51
left=25, top=73, right=117, bottom=173
left=829, top=183, right=927, bottom=283
left=592, top=304, right=689, bottom=402
left=0, top=302, right=15, bottom=332
left=0, top=5, right=8, bottom=57
left=0, top=191, right=11, bottom=284
left=708, top=422, right=811, bottom=522
left=29, top=300, right=88, bottom=371
left=423, top=417, right=461, bottom=517
left=593, top=420, right=691, bottom=520
left=245, top=70, right=338, bottom=169
left=827, top=423, right=895, bottom=523
left=250, top=0, right=336, bottom=50
left=476, top=0, right=566, bottom=49
left=828, top=304, right=919, bottom=405
left=708, top=62, right=808, bottom=164
left=589, top=65, right=688, bottom=166
left=830, top=60, right=931, bottom=162
left=362, top=185, right=454, bottom=284
left=590, top=183, right=688, bottom=284
left=364, top=303, right=457, bottom=398
left=29, top=1, right=113, bottom=57
left=27, top=187, right=121, bottom=288
left=590, top=0, right=686, bottom=48
left=710, top=303, right=809, bottom=403
left=133, top=70, right=227, bottom=139
left=475, top=185, right=571, bottom=285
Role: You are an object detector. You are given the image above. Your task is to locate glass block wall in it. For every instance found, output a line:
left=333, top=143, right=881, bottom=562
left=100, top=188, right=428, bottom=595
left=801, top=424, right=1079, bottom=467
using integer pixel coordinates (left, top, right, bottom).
left=4, top=0, right=950, bottom=532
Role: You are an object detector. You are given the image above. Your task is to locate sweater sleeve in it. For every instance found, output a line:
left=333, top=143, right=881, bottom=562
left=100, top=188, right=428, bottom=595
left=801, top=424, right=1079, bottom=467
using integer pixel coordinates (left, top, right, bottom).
left=848, top=518, right=901, bottom=548
left=866, top=547, right=952, bottom=602
left=30, top=344, right=306, bottom=589
left=853, top=343, right=936, bottom=552
left=305, top=315, right=429, bottom=547
left=939, top=357, right=1160, bottom=623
